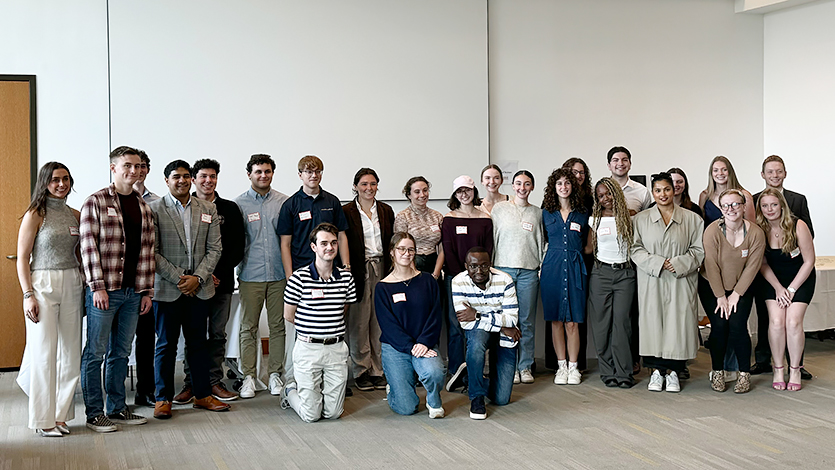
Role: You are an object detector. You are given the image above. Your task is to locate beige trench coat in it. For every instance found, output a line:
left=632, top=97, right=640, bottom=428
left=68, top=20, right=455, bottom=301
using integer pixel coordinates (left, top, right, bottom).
left=630, top=205, right=705, bottom=360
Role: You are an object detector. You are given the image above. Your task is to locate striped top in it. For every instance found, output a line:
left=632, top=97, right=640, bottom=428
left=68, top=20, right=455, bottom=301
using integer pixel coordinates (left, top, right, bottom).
left=284, top=262, right=357, bottom=338
left=450, top=268, right=519, bottom=348
left=393, top=205, right=444, bottom=255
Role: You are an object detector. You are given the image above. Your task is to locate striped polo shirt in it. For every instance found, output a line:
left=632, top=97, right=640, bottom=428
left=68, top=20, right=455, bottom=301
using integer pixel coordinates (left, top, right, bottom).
left=451, top=268, right=519, bottom=348
left=284, top=262, right=357, bottom=338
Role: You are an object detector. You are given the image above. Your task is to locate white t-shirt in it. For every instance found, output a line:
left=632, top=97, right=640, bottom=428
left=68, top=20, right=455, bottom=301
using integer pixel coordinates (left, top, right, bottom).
left=589, top=216, right=629, bottom=264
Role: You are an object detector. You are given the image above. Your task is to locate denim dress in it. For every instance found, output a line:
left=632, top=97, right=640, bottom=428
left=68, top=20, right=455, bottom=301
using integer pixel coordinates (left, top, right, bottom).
left=541, top=209, right=588, bottom=323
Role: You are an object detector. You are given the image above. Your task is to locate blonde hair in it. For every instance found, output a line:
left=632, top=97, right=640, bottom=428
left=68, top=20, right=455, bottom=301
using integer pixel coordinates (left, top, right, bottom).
left=755, top=188, right=797, bottom=255
left=590, top=177, right=633, bottom=258
left=704, top=156, right=746, bottom=201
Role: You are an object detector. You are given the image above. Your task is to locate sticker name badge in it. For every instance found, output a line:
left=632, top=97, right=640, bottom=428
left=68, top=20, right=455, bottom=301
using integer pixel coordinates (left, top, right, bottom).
left=456, top=225, right=468, bottom=235
left=69, top=226, right=80, bottom=236
left=247, top=212, right=261, bottom=223
left=299, top=211, right=312, bottom=221
left=570, top=222, right=582, bottom=232
left=311, top=289, right=325, bottom=299
left=598, top=227, right=611, bottom=236
left=107, top=207, right=118, bottom=217
left=741, top=249, right=749, bottom=258
left=521, top=221, right=533, bottom=232
left=201, top=213, right=212, bottom=223
left=392, top=293, right=407, bottom=303
left=430, top=224, right=441, bottom=233
left=790, top=247, right=801, bottom=259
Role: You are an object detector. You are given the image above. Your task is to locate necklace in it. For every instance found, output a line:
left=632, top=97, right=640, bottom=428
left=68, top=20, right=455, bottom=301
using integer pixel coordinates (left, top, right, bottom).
left=393, top=269, right=419, bottom=286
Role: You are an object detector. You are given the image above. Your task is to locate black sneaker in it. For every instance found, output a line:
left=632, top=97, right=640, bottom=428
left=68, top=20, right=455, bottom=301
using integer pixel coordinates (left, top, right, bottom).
left=86, top=414, right=117, bottom=433
left=107, top=409, right=148, bottom=425
left=134, top=392, right=155, bottom=407
left=446, top=363, right=467, bottom=392
left=345, top=386, right=353, bottom=397
left=355, top=373, right=374, bottom=391
left=469, top=396, right=487, bottom=420
left=371, top=375, right=387, bottom=390
left=679, top=367, right=690, bottom=380
left=750, top=362, right=773, bottom=375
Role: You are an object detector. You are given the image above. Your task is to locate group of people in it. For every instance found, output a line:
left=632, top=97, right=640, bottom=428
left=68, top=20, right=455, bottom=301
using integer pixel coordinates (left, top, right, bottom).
left=16, top=145, right=816, bottom=436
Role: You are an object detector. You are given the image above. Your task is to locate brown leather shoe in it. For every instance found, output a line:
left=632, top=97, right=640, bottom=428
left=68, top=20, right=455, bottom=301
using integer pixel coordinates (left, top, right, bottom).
left=194, top=396, right=231, bottom=412
left=211, top=383, right=239, bottom=402
left=173, top=385, right=194, bottom=405
left=154, top=401, right=172, bottom=419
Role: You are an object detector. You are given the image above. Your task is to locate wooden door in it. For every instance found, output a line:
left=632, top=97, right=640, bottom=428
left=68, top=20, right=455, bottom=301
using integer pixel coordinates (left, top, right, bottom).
left=0, top=76, right=37, bottom=369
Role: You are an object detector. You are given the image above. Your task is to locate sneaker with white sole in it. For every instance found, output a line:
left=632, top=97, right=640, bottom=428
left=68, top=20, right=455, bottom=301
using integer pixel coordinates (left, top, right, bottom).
left=665, top=371, right=680, bottom=393
left=269, top=373, right=284, bottom=396
left=280, top=382, right=296, bottom=410
left=554, top=368, right=569, bottom=385
left=567, top=368, right=581, bottom=385
left=513, top=371, right=521, bottom=384
left=469, top=396, right=487, bottom=420
left=240, top=375, right=256, bottom=399
left=446, top=363, right=467, bottom=392
left=520, top=369, right=534, bottom=384
left=647, top=370, right=664, bottom=392
left=86, top=414, right=117, bottom=433
left=107, top=409, right=147, bottom=425
left=724, top=371, right=738, bottom=383
left=427, top=404, right=445, bottom=419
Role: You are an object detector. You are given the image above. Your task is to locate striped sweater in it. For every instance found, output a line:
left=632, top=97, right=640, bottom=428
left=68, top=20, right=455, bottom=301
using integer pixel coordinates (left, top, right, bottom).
left=451, top=268, right=519, bottom=348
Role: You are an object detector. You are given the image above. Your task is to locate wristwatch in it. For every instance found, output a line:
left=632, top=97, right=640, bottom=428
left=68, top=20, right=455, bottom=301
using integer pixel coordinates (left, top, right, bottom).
left=23, top=291, right=34, bottom=300
left=196, top=275, right=205, bottom=285
left=787, top=286, right=797, bottom=294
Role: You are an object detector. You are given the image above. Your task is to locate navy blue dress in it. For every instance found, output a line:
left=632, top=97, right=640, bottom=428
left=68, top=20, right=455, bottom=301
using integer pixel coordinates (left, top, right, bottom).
left=541, top=209, right=588, bottom=323
left=703, top=199, right=722, bottom=227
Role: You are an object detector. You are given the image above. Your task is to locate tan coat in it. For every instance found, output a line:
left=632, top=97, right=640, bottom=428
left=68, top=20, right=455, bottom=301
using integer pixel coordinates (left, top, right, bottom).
left=631, top=205, right=704, bottom=360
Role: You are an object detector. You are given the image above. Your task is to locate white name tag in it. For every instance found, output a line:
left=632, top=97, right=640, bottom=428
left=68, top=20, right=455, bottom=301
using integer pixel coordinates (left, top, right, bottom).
left=598, top=227, right=611, bottom=236
left=570, top=222, right=582, bottom=232
left=456, top=225, right=468, bottom=235
left=311, top=289, right=325, bottom=299
left=392, top=293, right=406, bottom=303
left=247, top=212, right=261, bottom=222
left=107, top=207, right=118, bottom=217
left=521, top=221, right=533, bottom=232
left=201, top=213, right=212, bottom=223
left=430, top=224, right=440, bottom=233
left=741, top=249, right=749, bottom=258
left=69, top=226, right=80, bottom=236
left=299, top=211, right=312, bottom=221
left=790, top=248, right=801, bottom=259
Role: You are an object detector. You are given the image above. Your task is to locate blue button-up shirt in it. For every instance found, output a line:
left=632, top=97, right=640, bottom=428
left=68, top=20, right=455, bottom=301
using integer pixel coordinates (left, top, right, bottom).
left=234, top=187, right=289, bottom=282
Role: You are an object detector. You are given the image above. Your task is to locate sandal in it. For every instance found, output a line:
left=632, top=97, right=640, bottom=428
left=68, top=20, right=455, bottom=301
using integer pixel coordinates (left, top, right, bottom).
left=787, top=366, right=802, bottom=391
left=772, top=366, right=786, bottom=391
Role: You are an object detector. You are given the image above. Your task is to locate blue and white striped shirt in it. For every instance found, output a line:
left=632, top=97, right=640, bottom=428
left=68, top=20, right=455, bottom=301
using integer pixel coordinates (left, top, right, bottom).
left=451, top=268, right=519, bottom=348
left=284, top=262, right=357, bottom=338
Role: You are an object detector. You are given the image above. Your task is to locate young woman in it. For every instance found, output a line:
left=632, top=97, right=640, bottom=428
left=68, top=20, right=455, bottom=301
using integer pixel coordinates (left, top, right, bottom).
left=393, top=176, right=444, bottom=279
left=15, top=162, right=83, bottom=437
left=667, top=167, right=703, bottom=218
left=585, top=178, right=636, bottom=388
left=441, top=175, right=493, bottom=391
left=491, top=170, right=544, bottom=384
left=699, top=156, right=754, bottom=225
left=700, top=190, right=765, bottom=393
left=541, top=168, right=587, bottom=386
left=478, top=164, right=508, bottom=215
left=631, top=173, right=704, bottom=393
left=563, top=157, right=593, bottom=216
left=756, top=188, right=815, bottom=391
left=375, top=233, right=445, bottom=418
left=342, top=168, right=394, bottom=391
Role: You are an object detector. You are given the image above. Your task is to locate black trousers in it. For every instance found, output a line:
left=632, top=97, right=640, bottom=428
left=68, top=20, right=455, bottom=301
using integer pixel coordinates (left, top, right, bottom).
left=642, top=356, right=686, bottom=374
left=134, top=308, right=156, bottom=397
left=184, top=293, right=232, bottom=386
left=700, top=282, right=754, bottom=373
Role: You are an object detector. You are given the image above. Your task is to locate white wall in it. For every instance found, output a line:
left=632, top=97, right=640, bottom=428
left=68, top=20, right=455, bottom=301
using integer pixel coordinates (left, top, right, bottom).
left=764, top=0, right=835, bottom=255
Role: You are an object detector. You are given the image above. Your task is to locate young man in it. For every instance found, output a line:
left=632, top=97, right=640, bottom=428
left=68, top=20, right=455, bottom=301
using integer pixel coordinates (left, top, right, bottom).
left=281, top=223, right=357, bottom=423
left=131, top=149, right=160, bottom=407
left=751, top=155, right=815, bottom=379
left=170, top=159, right=245, bottom=403
left=149, top=160, right=230, bottom=419
left=80, top=146, right=154, bottom=432
left=607, top=146, right=652, bottom=214
left=234, top=154, right=290, bottom=398
left=451, top=247, right=521, bottom=420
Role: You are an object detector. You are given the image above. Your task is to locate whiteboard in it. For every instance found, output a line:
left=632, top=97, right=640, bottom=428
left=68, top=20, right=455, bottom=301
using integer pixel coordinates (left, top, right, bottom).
left=108, top=0, right=489, bottom=201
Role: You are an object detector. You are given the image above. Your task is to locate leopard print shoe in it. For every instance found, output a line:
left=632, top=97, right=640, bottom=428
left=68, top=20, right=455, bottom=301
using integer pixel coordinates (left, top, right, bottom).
left=710, top=370, right=726, bottom=392
left=734, top=372, right=751, bottom=394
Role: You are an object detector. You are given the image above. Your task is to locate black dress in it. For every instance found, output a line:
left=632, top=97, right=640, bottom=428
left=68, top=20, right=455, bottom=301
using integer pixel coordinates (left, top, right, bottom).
left=761, top=245, right=816, bottom=304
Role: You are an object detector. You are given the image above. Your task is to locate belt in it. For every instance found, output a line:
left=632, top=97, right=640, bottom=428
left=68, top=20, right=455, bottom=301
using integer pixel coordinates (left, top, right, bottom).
left=296, top=334, right=345, bottom=345
left=595, top=260, right=632, bottom=270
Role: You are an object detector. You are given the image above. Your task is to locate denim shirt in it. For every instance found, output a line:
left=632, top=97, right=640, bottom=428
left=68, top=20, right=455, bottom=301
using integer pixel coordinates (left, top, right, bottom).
left=234, top=187, right=289, bottom=282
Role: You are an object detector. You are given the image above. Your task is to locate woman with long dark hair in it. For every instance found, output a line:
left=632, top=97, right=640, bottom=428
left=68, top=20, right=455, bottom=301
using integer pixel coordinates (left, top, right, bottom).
left=666, top=167, right=703, bottom=218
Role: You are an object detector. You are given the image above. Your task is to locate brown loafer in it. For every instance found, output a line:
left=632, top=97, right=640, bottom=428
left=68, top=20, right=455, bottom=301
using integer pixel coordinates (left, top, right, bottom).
left=154, top=401, right=172, bottom=419
left=173, top=385, right=194, bottom=405
left=211, top=383, right=239, bottom=402
left=194, top=396, right=231, bottom=412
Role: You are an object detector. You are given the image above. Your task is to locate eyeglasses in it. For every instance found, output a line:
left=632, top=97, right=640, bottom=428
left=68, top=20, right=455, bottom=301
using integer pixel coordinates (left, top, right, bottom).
left=394, top=246, right=416, bottom=254
left=572, top=169, right=586, bottom=177
left=302, top=169, right=322, bottom=176
left=721, top=202, right=743, bottom=210
left=466, top=264, right=491, bottom=272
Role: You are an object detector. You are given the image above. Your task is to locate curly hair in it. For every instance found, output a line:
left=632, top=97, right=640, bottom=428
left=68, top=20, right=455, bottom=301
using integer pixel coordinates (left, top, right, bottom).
left=562, top=157, right=592, bottom=203
left=542, top=168, right=582, bottom=213
left=756, top=188, right=798, bottom=255
left=590, top=177, right=633, bottom=258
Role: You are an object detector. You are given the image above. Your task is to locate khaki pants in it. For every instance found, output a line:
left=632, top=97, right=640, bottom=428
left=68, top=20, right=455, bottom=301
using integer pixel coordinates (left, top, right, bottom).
left=285, top=340, right=348, bottom=423
left=238, top=280, right=286, bottom=378
left=347, top=258, right=383, bottom=378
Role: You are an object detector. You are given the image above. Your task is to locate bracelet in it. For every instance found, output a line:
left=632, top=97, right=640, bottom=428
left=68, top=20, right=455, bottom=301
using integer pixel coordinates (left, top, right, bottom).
left=787, top=286, right=797, bottom=294
left=23, top=291, right=34, bottom=299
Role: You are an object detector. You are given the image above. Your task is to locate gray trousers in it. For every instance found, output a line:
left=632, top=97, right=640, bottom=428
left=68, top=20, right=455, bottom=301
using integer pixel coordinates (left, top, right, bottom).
left=184, top=293, right=232, bottom=386
left=348, top=258, right=383, bottom=379
left=588, top=262, right=636, bottom=383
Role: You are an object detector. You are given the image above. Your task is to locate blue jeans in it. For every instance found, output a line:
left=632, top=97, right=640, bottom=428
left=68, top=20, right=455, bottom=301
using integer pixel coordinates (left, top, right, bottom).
left=445, top=275, right=466, bottom=379
left=381, top=343, right=445, bottom=415
left=496, top=267, right=539, bottom=371
left=465, top=329, right=515, bottom=405
left=80, top=287, right=142, bottom=418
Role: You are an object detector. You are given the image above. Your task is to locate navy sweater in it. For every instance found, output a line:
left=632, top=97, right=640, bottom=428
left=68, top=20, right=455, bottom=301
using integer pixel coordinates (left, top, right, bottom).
left=374, top=272, right=442, bottom=354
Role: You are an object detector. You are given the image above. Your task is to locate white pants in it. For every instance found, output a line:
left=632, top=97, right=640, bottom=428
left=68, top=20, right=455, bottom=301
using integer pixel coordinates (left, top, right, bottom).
left=286, top=340, right=348, bottom=423
left=22, top=268, right=83, bottom=429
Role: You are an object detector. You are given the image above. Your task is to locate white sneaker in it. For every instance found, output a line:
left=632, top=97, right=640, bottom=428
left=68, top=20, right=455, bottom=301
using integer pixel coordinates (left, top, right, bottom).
left=647, top=370, right=664, bottom=392
left=567, top=368, right=581, bottom=385
left=513, top=371, right=521, bottom=384
left=269, top=373, right=284, bottom=396
left=665, top=371, right=681, bottom=393
left=426, top=404, right=445, bottom=419
left=554, top=368, right=569, bottom=385
left=280, top=382, right=296, bottom=410
left=520, top=369, right=535, bottom=384
left=240, top=375, right=256, bottom=399
left=724, top=371, right=738, bottom=383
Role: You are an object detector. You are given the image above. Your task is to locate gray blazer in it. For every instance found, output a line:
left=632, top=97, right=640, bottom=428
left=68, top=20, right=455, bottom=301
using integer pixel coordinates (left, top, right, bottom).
left=150, top=194, right=222, bottom=302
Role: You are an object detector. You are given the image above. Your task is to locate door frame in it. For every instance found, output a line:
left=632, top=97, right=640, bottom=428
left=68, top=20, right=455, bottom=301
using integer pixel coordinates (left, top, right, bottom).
left=0, top=75, right=38, bottom=191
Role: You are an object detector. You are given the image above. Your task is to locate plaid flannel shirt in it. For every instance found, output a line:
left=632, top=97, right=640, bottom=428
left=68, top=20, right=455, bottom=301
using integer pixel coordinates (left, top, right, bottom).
left=80, top=185, right=155, bottom=297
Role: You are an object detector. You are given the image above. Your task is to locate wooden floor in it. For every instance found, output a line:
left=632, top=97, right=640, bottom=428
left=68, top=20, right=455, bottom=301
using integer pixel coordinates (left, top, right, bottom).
left=3, top=338, right=835, bottom=469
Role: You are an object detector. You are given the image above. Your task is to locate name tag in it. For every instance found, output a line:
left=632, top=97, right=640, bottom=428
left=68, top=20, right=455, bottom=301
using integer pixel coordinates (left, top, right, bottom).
left=299, top=211, right=312, bottom=221
left=570, top=222, right=582, bottom=232
left=456, top=225, right=468, bottom=235
left=741, top=249, right=749, bottom=258
left=201, top=213, right=212, bottom=223
left=521, top=221, right=533, bottom=232
left=430, top=224, right=440, bottom=233
left=790, top=247, right=801, bottom=259
left=598, top=227, right=611, bottom=236
left=392, top=293, right=406, bottom=303
left=311, top=289, right=325, bottom=299
left=69, top=226, right=80, bottom=236
left=247, top=212, right=261, bottom=222
left=107, top=207, right=118, bottom=217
